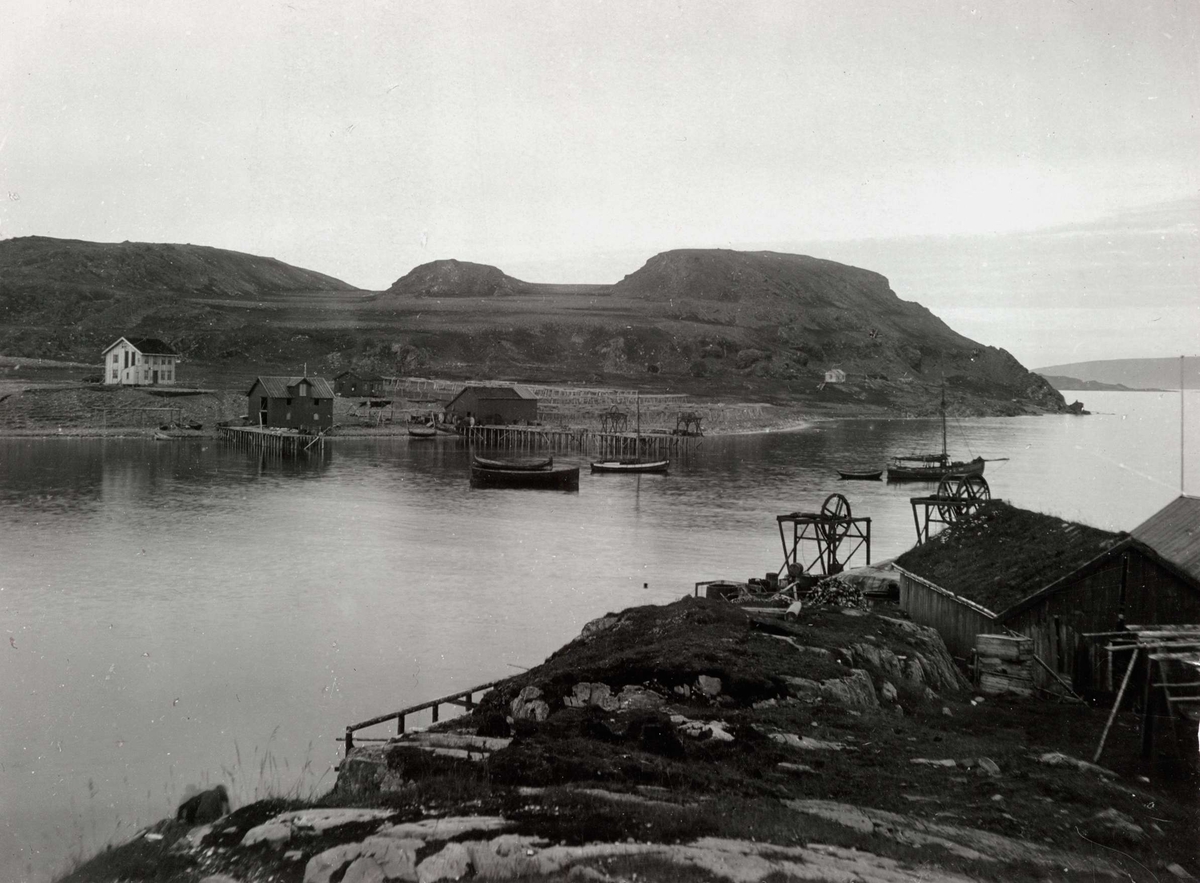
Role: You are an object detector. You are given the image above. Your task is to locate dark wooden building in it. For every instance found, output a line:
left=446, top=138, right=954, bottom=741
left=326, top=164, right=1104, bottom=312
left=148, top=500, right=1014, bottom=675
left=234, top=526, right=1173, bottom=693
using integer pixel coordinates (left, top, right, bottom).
left=894, top=498, right=1200, bottom=694
left=445, top=385, right=538, bottom=425
left=246, top=376, right=335, bottom=432
left=333, top=371, right=386, bottom=398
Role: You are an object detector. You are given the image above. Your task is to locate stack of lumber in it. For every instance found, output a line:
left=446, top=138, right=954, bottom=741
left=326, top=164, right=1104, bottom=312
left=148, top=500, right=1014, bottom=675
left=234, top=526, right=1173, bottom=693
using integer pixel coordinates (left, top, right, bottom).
left=975, top=634, right=1034, bottom=696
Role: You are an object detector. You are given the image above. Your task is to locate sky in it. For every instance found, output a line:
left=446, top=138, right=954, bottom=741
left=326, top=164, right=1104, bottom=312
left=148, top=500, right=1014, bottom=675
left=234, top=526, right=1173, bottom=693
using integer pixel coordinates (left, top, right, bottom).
left=1, top=0, right=1197, bottom=367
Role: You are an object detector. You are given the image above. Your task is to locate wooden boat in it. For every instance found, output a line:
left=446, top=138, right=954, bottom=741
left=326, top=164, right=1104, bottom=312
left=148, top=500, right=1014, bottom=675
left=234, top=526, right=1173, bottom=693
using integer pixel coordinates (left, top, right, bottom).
left=837, top=469, right=883, bottom=481
left=887, top=454, right=984, bottom=482
left=887, top=385, right=987, bottom=482
left=591, top=392, right=671, bottom=475
left=591, top=459, right=670, bottom=474
left=470, top=462, right=579, bottom=490
left=472, top=454, right=553, bottom=471
left=434, top=422, right=459, bottom=435
left=408, top=424, right=437, bottom=438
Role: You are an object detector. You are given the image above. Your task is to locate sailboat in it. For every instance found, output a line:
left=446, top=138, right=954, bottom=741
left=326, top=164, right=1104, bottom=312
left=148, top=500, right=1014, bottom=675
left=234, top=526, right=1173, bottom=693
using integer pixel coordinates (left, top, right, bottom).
left=590, top=391, right=670, bottom=474
left=886, top=385, right=985, bottom=482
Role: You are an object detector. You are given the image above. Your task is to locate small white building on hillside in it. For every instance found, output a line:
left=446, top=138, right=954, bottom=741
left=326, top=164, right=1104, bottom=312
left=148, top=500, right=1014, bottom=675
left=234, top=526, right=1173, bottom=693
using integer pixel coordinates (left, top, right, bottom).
left=102, top=337, right=180, bottom=386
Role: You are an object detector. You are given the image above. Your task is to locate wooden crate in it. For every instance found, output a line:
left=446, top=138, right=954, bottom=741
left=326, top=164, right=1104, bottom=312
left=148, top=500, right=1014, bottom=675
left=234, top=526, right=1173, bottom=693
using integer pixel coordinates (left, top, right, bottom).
left=976, top=633, right=1034, bottom=696
left=976, top=634, right=1032, bottom=661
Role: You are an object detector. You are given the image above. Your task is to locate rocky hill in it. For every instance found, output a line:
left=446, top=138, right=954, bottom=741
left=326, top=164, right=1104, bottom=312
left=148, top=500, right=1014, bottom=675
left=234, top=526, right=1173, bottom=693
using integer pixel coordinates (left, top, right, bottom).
left=60, top=597, right=1198, bottom=882
left=0, top=235, right=362, bottom=364
left=386, top=259, right=534, bottom=298
left=0, top=237, right=1065, bottom=414
left=0, top=236, right=356, bottom=298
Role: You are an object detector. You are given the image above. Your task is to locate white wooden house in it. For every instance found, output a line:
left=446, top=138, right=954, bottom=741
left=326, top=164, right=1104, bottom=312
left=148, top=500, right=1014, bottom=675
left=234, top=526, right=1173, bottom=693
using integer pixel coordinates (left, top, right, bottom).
left=102, top=337, right=180, bottom=386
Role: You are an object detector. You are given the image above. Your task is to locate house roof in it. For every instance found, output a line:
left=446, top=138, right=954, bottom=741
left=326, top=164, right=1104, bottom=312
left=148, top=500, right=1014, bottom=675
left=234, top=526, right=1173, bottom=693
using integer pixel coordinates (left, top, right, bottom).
left=894, top=501, right=1121, bottom=614
left=247, top=376, right=335, bottom=399
left=447, top=384, right=538, bottom=406
left=102, top=336, right=179, bottom=356
left=334, top=370, right=384, bottom=381
left=1131, top=495, right=1200, bottom=584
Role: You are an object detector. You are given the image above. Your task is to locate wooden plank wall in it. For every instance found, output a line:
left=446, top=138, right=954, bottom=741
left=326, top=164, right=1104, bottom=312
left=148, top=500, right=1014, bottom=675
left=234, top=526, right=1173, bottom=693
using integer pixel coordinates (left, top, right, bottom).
left=1002, top=550, right=1200, bottom=694
left=898, top=574, right=995, bottom=659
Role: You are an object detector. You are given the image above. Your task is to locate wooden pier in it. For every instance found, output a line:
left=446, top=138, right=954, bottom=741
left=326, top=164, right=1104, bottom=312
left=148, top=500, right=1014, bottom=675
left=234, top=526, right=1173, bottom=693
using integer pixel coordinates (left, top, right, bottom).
left=467, top=425, right=701, bottom=457
left=218, top=425, right=327, bottom=456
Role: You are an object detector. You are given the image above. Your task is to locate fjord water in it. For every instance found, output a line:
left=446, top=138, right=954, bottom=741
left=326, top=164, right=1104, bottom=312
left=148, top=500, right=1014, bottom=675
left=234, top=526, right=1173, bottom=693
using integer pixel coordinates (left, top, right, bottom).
left=1, top=390, right=1195, bottom=880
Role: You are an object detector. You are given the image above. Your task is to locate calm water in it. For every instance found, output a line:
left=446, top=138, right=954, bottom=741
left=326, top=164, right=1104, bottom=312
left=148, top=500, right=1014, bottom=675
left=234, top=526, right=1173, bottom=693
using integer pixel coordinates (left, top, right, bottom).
left=1, top=390, right=1195, bottom=881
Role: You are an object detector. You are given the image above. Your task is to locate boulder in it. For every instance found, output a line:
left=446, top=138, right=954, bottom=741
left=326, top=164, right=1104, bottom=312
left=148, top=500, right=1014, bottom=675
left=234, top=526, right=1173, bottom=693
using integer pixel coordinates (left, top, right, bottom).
left=305, top=843, right=366, bottom=883
left=563, top=682, right=619, bottom=711
left=417, top=841, right=473, bottom=882
left=341, top=856, right=387, bottom=883
left=616, top=685, right=666, bottom=711
left=880, top=681, right=898, bottom=703
left=781, top=676, right=822, bottom=703
left=819, top=669, right=879, bottom=711
left=1082, top=809, right=1146, bottom=847
left=580, top=614, right=620, bottom=639
left=510, top=686, right=549, bottom=722
left=977, top=757, right=1001, bottom=777
left=849, top=642, right=904, bottom=681
left=696, top=675, right=723, bottom=697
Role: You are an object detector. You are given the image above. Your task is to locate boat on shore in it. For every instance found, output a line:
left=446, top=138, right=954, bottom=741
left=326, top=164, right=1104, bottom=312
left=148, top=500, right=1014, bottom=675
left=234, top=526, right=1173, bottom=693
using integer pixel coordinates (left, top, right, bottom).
left=887, top=385, right=988, bottom=482
left=837, top=469, right=883, bottom=481
left=469, top=461, right=579, bottom=490
left=591, top=459, right=670, bottom=474
left=408, top=424, right=437, bottom=438
left=472, top=454, right=553, bottom=471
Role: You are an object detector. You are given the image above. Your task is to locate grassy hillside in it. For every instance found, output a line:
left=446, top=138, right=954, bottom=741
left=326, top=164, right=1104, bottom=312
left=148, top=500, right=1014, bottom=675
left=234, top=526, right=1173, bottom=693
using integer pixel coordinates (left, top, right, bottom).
left=1, top=237, right=1065, bottom=414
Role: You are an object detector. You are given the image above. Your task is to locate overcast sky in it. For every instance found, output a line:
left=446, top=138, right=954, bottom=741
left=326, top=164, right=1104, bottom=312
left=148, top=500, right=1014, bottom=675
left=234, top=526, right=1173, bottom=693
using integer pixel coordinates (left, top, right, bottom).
left=1, top=0, right=1196, bottom=366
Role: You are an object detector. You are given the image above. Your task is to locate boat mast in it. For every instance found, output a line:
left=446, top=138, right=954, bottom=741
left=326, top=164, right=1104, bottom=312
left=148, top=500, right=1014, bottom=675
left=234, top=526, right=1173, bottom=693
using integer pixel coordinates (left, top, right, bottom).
left=940, top=382, right=947, bottom=460
left=636, top=390, right=641, bottom=460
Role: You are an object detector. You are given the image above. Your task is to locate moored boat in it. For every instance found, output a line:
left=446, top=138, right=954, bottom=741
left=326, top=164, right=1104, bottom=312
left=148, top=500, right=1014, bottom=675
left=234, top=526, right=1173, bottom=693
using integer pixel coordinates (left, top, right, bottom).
left=472, top=454, right=553, bottom=471
left=408, top=424, right=437, bottom=438
left=590, top=459, right=670, bottom=474
left=837, top=469, right=883, bottom=481
left=469, top=462, right=579, bottom=490
left=886, top=455, right=984, bottom=482
left=886, top=384, right=990, bottom=482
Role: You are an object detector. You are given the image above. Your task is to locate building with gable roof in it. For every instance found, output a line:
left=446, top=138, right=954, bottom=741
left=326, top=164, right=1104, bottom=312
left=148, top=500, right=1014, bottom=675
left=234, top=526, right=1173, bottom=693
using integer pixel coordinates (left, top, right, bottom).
left=444, top=384, right=538, bottom=425
left=102, top=337, right=180, bottom=386
left=246, top=376, right=335, bottom=432
left=894, top=498, right=1200, bottom=694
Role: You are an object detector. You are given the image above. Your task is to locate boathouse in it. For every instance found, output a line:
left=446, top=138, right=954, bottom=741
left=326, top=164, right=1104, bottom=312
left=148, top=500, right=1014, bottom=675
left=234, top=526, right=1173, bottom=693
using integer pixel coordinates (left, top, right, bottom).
left=102, top=337, right=180, bottom=386
left=894, top=499, right=1200, bottom=693
left=445, top=385, right=538, bottom=425
left=333, top=371, right=386, bottom=398
left=246, top=376, right=335, bottom=432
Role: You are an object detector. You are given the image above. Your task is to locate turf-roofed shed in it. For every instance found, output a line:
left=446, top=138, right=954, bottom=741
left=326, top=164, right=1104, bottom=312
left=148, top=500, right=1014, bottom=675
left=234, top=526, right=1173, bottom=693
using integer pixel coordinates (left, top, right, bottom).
left=894, top=498, right=1200, bottom=695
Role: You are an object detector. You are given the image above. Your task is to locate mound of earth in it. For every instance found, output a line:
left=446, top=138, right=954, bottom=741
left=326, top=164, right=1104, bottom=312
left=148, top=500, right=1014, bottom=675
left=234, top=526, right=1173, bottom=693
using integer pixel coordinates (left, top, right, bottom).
left=385, top=259, right=534, bottom=298
left=62, top=598, right=1198, bottom=882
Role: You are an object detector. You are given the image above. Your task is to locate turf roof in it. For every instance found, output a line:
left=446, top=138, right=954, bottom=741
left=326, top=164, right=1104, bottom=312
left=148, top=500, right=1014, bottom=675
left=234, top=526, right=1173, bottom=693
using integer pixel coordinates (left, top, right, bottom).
left=894, top=501, right=1121, bottom=614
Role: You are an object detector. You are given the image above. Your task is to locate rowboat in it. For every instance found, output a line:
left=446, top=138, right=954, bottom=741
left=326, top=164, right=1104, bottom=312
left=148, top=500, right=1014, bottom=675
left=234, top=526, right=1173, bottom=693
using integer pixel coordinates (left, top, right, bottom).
left=469, top=462, right=579, bottom=490
left=590, top=459, right=670, bottom=474
left=408, top=424, right=437, bottom=438
left=837, top=469, right=883, bottom=481
left=472, top=454, right=553, bottom=471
